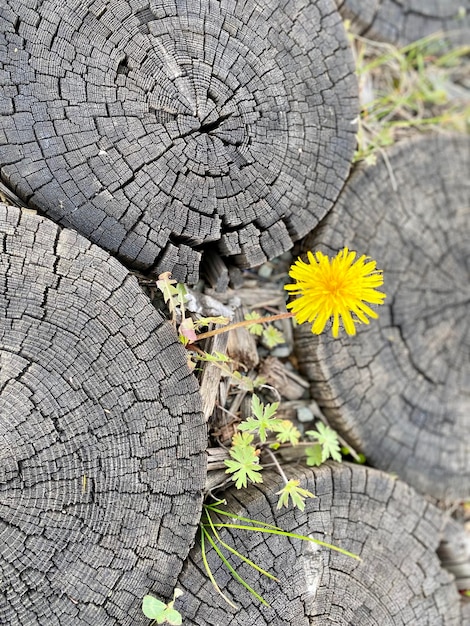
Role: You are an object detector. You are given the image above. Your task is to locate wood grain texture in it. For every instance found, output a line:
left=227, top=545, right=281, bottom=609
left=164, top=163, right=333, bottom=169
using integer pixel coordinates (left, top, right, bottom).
left=294, top=134, right=470, bottom=500
left=335, top=0, right=470, bottom=46
left=0, top=0, right=358, bottom=282
left=0, top=204, right=207, bottom=625
left=177, top=463, right=462, bottom=624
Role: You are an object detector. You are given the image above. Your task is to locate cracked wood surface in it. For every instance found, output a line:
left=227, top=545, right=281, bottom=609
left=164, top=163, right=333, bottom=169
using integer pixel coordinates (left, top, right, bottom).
left=176, top=463, right=462, bottom=624
left=335, top=0, right=470, bottom=46
left=0, top=204, right=207, bottom=625
left=0, top=0, right=358, bottom=283
left=295, top=134, right=470, bottom=500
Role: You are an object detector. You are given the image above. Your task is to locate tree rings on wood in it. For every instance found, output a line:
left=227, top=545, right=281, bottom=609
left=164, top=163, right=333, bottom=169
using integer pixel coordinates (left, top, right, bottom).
left=294, top=134, right=470, bottom=500
left=0, top=204, right=207, bottom=625
left=0, top=0, right=358, bottom=282
left=176, top=464, right=462, bottom=624
left=335, top=0, right=470, bottom=46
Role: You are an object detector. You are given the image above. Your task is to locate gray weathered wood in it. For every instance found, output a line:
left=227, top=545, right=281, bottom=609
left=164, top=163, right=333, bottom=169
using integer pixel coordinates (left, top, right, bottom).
left=0, top=204, right=207, bottom=625
left=177, top=463, right=462, bottom=624
left=258, top=355, right=309, bottom=400
left=294, top=134, right=470, bottom=500
left=335, top=0, right=470, bottom=46
left=226, top=306, right=259, bottom=370
left=0, top=0, right=358, bottom=283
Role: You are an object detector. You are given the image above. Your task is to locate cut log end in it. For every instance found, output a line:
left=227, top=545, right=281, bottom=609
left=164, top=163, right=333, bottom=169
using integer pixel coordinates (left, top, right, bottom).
left=0, top=204, right=207, bottom=625
left=0, top=0, right=358, bottom=282
left=295, top=134, right=470, bottom=500
left=177, top=463, right=463, bottom=624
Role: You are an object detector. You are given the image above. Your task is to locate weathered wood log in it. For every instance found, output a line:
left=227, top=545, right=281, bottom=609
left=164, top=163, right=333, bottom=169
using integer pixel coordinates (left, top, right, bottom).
left=177, top=463, right=463, bottom=624
left=294, top=134, right=470, bottom=500
left=335, top=0, right=470, bottom=46
left=0, top=204, right=207, bottom=625
left=0, top=0, right=358, bottom=283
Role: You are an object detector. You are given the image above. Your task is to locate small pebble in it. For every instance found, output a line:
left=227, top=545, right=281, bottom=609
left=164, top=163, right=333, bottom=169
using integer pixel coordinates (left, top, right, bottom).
left=258, top=263, right=274, bottom=279
left=271, top=345, right=292, bottom=358
left=297, top=406, right=314, bottom=423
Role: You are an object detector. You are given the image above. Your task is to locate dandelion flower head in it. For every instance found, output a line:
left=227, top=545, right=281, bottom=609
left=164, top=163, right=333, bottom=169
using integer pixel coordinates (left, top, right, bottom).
left=285, top=247, right=386, bottom=338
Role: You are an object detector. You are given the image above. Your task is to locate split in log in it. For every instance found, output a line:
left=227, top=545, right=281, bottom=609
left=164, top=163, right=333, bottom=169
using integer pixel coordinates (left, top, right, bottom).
left=335, top=0, right=470, bottom=46
left=294, top=134, right=470, bottom=500
left=0, top=204, right=207, bottom=625
left=0, top=0, right=358, bottom=283
left=439, top=518, right=470, bottom=595
left=177, top=463, right=462, bottom=624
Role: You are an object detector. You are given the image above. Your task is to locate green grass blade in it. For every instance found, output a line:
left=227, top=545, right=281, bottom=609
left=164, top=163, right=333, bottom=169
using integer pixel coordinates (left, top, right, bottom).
left=358, top=31, right=447, bottom=74
left=208, top=523, right=361, bottom=560
left=203, top=505, right=280, bottom=530
left=200, top=526, right=238, bottom=610
left=204, top=508, right=278, bottom=581
left=203, top=526, right=270, bottom=607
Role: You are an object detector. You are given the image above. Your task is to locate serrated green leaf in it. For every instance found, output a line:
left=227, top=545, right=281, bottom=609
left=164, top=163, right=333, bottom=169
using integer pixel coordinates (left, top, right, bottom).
left=262, top=325, right=285, bottom=348
left=244, top=311, right=264, bottom=336
left=276, top=479, right=315, bottom=511
left=252, top=394, right=279, bottom=421
left=274, top=420, right=301, bottom=445
left=306, top=422, right=342, bottom=463
left=231, top=431, right=255, bottom=448
left=305, top=444, right=323, bottom=467
left=225, top=433, right=263, bottom=489
left=238, top=395, right=281, bottom=442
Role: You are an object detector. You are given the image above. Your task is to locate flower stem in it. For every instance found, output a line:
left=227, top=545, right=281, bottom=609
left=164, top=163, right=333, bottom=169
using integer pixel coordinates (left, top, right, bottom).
left=264, top=447, right=289, bottom=486
left=193, top=312, right=294, bottom=342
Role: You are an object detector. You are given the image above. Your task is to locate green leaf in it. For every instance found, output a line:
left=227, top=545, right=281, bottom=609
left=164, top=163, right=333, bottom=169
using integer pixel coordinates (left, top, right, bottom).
left=262, top=325, right=285, bottom=348
left=305, top=444, right=323, bottom=467
left=164, top=608, right=183, bottom=625
left=194, top=316, right=230, bottom=331
left=142, top=595, right=167, bottom=620
left=276, top=479, right=315, bottom=511
left=274, top=420, right=301, bottom=445
left=306, top=422, right=342, bottom=463
left=225, top=432, right=263, bottom=489
left=237, top=395, right=281, bottom=443
left=244, top=311, right=264, bottom=336
left=231, top=431, right=255, bottom=449
left=156, top=272, right=179, bottom=316
left=175, top=283, right=188, bottom=309
left=142, top=593, right=183, bottom=624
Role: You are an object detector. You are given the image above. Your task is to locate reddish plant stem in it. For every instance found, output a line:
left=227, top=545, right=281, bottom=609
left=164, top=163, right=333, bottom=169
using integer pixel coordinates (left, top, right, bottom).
left=193, top=311, right=295, bottom=342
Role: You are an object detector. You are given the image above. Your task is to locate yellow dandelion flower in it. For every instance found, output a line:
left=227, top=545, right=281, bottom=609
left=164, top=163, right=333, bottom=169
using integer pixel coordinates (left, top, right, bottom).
left=285, top=247, right=386, bottom=338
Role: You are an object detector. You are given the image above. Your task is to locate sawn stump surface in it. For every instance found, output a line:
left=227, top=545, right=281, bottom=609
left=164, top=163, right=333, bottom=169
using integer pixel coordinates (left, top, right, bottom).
left=177, top=464, right=462, bottom=625
left=295, top=134, right=470, bottom=501
left=0, top=204, right=207, bottom=625
left=0, top=0, right=358, bottom=282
